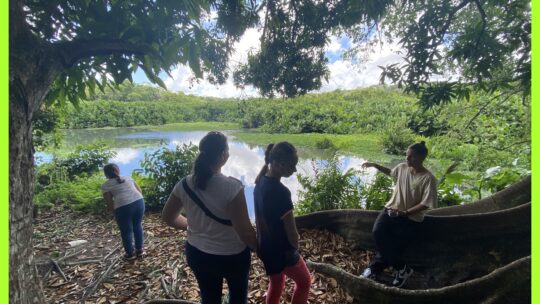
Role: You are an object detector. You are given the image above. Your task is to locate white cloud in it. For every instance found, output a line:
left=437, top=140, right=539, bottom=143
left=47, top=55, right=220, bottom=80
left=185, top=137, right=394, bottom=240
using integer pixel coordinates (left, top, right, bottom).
left=164, top=28, right=262, bottom=98
left=111, top=148, right=140, bottom=164
left=162, top=28, right=406, bottom=98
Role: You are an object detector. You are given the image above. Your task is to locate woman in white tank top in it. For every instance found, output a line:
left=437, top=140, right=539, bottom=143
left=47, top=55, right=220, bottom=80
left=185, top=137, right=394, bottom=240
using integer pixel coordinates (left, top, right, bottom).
left=162, top=131, right=256, bottom=304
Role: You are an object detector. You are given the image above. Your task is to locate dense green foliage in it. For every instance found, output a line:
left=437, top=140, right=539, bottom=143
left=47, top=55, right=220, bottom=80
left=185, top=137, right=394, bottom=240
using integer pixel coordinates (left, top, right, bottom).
left=63, top=85, right=417, bottom=134
left=63, top=99, right=240, bottom=128
left=33, top=144, right=116, bottom=214
left=357, top=0, right=530, bottom=107
left=297, top=157, right=363, bottom=214
left=33, top=176, right=108, bottom=214
left=37, top=84, right=530, bottom=215
left=296, top=156, right=395, bottom=215
left=135, top=144, right=198, bottom=209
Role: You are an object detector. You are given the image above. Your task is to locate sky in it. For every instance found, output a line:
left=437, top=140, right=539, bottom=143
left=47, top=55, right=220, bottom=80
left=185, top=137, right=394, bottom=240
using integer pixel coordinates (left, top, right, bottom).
left=132, top=29, right=405, bottom=99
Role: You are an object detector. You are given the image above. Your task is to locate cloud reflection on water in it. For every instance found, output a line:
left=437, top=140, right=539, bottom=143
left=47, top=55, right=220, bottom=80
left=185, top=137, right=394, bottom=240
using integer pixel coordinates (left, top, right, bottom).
left=40, top=129, right=375, bottom=219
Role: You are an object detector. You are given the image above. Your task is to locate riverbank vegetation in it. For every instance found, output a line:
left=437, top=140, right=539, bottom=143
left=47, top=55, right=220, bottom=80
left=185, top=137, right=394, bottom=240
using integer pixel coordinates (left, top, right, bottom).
left=33, top=83, right=530, bottom=213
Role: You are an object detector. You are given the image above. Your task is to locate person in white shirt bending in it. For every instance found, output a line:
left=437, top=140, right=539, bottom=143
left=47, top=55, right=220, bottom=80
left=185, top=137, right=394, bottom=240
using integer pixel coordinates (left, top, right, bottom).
left=101, top=163, right=145, bottom=261
left=162, top=131, right=256, bottom=304
left=360, top=141, right=437, bottom=288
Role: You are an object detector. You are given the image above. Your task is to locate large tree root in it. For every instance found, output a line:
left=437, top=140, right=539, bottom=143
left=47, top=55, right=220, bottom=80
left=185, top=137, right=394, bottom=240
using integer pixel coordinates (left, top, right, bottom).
left=296, top=176, right=531, bottom=288
left=307, top=256, right=530, bottom=304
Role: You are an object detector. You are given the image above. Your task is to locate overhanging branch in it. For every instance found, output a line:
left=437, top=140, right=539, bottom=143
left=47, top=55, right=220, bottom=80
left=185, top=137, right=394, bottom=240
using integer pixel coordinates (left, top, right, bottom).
left=54, top=39, right=159, bottom=68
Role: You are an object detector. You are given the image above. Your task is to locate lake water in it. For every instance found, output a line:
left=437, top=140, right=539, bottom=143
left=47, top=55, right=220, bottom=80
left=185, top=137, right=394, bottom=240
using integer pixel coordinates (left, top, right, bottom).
left=36, top=128, right=380, bottom=218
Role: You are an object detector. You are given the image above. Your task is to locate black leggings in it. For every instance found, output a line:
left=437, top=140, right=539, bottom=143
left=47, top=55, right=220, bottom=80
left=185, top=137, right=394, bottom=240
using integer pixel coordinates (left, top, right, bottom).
left=369, top=209, right=421, bottom=273
left=186, top=241, right=251, bottom=304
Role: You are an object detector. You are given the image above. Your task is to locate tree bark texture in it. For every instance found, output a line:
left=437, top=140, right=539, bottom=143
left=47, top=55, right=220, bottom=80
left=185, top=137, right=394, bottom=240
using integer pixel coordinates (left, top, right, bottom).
left=9, top=91, right=44, bottom=303
left=306, top=256, right=530, bottom=304
left=296, top=176, right=531, bottom=290
left=10, top=2, right=63, bottom=300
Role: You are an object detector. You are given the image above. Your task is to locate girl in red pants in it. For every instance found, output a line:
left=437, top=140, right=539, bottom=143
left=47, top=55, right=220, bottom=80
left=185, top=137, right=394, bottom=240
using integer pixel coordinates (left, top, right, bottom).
left=254, top=142, right=311, bottom=304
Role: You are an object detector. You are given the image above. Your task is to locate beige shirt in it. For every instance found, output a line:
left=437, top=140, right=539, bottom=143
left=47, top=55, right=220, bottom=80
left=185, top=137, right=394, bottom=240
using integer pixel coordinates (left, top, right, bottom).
left=385, top=163, right=437, bottom=222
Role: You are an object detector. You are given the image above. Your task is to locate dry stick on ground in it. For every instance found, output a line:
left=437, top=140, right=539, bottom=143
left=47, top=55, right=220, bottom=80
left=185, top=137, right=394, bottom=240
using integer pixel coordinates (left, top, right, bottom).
left=59, top=248, right=86, bottom=262
left=103, top=245, right=121, bottom=261
left=51, top=259, right=68, bottom=282
left=64, top=259, right=103, bottom=266
left=81, top=256, right=122, bottom=302
left=137, top=281, right=151, bottom=304
left=41, top=248, right=86, bottom=281
left=42, top=265, right=54, bottom=282
left=160, top=275, right=171, bottom=298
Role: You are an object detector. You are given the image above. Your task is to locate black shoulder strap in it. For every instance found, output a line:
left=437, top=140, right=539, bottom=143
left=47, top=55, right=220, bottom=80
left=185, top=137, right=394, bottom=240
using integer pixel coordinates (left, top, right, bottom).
left=182, top=178, right=232, bottom=226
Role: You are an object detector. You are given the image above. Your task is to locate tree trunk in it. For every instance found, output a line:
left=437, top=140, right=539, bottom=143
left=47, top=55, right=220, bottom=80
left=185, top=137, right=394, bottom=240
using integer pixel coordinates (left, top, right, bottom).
left=9, top=8, right=64, bottom=299
left=9, top=91, right=44, bottom=303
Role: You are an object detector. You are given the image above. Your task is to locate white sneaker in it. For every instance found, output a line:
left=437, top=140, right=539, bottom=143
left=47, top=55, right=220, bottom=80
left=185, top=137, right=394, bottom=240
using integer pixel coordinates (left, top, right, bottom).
left=360, top=267, right=375, bottom=280
left=392, top=265, right=413, bottom=287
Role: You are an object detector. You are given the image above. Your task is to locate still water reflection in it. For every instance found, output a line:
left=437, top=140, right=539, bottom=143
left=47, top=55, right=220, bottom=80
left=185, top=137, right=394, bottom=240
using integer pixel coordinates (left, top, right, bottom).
left=37, top=128, right=378, bottom=218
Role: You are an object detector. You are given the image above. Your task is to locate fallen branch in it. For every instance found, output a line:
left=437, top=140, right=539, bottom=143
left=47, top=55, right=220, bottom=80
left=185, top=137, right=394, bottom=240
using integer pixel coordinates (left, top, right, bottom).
left=103, top=245, right=121, bottom=261
left=64, top=259, right=103, bottom=266
left=59, top=248, right=86, bottom=262
left=81, top=256, right=122, bottom=302
left=136, top=281, right=151, bottom=304
left=42, top=265, right=54, bottom=281
left=160, top=275, right=171, bottom=298
left=51, top=259, right=68, bottom=282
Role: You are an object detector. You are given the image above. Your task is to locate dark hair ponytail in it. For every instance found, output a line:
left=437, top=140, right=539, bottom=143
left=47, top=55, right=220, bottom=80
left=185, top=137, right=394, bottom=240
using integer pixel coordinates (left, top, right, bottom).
left=193, top=131, right=228, bottom=190
left=255, top=142, right=297, bottom=184
left=255, top=144, right=274, bottom=184
left=103, top=163, right=125, bottom=184
left=408, top=141, right=428, bottom=158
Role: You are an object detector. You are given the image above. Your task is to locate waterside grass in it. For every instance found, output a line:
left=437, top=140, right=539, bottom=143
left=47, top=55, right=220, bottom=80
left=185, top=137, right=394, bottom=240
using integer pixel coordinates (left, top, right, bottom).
left=139, top=121, right=240, bottom=131
left=231, top=130, right=396, bottom=163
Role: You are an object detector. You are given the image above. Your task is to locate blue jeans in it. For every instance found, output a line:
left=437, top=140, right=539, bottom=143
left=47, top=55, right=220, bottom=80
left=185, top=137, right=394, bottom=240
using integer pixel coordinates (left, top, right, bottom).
left=114, top=199, right=145, bottom=256
left=186, top=241, right=251, bottom=304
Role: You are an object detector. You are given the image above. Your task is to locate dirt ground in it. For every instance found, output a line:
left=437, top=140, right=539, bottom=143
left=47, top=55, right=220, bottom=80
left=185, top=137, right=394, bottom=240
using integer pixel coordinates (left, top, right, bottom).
left=34, top=206, right=373, bottom=303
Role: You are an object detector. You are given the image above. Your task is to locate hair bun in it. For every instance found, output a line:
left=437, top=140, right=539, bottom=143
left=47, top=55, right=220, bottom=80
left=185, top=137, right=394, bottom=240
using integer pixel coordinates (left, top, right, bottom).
left=420, top=141, right=426, bottom=146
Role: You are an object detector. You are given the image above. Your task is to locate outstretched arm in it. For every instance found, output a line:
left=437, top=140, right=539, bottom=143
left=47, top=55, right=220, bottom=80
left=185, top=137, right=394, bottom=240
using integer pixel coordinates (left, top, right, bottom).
left=362, top=162, right=391, bottom=176
left=162, top=193, right=188, bottom=230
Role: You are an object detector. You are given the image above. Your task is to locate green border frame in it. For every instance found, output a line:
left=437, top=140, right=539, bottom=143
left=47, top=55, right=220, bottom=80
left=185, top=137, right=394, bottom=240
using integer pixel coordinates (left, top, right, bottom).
left=1, top=0, right=8, bottom=301
left=532, top=0, right=538, bottom=302
left=0, top=1, right=536, bottom=302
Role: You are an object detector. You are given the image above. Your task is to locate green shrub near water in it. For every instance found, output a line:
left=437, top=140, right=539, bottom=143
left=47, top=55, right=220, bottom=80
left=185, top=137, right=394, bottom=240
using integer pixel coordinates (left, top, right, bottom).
left=33, top=175, right=107, bottom=214
left=135, top=144, right=198, bottom=210
left=379, top=123, right=418, bottom=155
left=297, top=156, right=363, bottom=214
left=34, top=144, right=116, bottom=214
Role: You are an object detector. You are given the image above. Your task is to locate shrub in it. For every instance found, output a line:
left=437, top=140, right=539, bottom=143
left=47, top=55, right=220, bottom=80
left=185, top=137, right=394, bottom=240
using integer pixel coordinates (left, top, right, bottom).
left=137, top=143, right=198, bottom=209
left=379, top=124, right=417, bottom=155
left=296, top=155, right=362, bottom=215
left=33, top=175, right=107, bottom=214
left=359, top=173, right=394, bottom=210
left=315, top=138, right=336, bottom=150
left=55, top=143, right=116, bottom=179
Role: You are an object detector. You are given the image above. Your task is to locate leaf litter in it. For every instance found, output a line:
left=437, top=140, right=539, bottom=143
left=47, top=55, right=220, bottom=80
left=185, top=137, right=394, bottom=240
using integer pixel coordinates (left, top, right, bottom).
left=34, top=206, right=373, bottom=303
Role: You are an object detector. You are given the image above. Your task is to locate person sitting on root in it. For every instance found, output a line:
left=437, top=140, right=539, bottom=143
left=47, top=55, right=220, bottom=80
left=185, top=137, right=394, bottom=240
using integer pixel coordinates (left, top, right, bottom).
left=162, top=131, right=257, bottom=304
left=254, top=142, right=311, bottom=304
left=101, top=163, right=146, bottom=261
left=360, top=141, right=437, bottom=288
